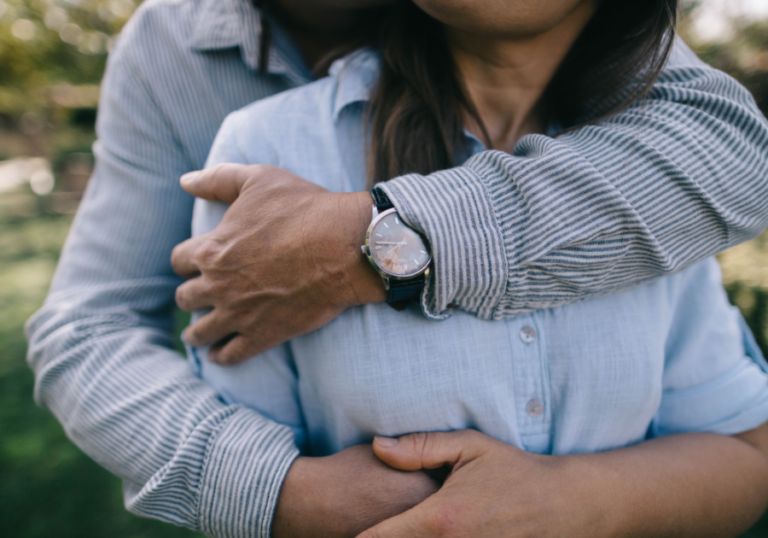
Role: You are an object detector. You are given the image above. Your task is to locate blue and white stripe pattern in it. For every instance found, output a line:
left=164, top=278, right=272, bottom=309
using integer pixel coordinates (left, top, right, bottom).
left=381, top=45, right=768, bottom=320
left=24, top=0, right=768, bottom=536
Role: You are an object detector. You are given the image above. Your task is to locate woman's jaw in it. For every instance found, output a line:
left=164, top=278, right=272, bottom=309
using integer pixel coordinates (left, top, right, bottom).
left=416, top=0, right=597, bottom=153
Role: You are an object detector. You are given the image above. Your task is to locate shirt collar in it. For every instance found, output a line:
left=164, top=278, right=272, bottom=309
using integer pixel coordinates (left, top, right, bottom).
left=329, top=49, right=381, bottom=121
left=190, top=0, right=312, bottom=84
left=328, top=48, right=561, bottom=142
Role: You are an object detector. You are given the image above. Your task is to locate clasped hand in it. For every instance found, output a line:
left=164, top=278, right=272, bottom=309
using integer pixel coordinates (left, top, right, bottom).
left=271, top=429, right=605, bottom=538
left=359, top=429, right=603, bottom=538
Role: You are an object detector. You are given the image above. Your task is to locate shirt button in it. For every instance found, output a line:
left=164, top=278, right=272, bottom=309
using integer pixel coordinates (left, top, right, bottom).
left=520, top=326, right=537, bottom=344
left=526, top=399, right=544, bottom=417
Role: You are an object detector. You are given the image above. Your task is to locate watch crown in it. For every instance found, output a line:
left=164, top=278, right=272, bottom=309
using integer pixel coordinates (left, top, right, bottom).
left=361, top=245, right=369, bottom=255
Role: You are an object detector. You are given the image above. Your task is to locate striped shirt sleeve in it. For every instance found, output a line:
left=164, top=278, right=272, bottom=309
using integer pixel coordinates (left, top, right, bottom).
left=25, top=22, right=298, bottom=537
left=380, top=39, right=768, bottom=321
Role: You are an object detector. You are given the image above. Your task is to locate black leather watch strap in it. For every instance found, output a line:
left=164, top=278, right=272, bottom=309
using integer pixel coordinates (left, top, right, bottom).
left=386, top=275, right=425, bottom=311
left=387, top=276, right=425, bottom=303
left=371, top=187, right=394, bottom=212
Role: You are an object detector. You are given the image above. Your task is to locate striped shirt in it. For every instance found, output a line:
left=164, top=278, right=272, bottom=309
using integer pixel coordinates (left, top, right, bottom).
left=25, top=0, right=768, bottom=536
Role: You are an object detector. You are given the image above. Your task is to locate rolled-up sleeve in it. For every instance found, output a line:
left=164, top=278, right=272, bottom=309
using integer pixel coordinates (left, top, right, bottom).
left=25, top=18, right=298, bottom=538
left=380, top=39, right=768, bottom=321
left=651, top=260, right=768, bottom=438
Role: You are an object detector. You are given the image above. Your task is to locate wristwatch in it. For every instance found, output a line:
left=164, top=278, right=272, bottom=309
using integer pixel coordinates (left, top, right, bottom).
left=361, top=188, right=431, bottom=307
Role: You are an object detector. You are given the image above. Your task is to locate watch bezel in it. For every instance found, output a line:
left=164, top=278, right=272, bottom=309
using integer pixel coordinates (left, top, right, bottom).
left=364, top=208, right=432, bottom=280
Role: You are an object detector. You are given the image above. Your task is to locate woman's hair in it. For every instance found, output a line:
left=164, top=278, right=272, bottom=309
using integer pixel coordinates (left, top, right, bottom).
left=367, top=0, right=679, bottom=185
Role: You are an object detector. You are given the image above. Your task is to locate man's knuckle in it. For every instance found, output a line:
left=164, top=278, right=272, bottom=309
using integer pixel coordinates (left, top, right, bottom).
left=170, top=244, right=181, bottom=264
left=216, top=352, right=234, bottom=365
left=211, top=163, right=228, bottom=176
left=411, top=432, right=431, bottom=462
left=207, top=278, right=226, bottom=297
left=184, top=326, right=199, bottom=345
left=196, top=240, right=222, bottom=266
left=175, top=286, right=188, bottom=309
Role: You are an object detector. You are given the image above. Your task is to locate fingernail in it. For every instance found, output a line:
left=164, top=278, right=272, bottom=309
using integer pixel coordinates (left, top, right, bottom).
left=181, top=171, right=201, bottom=186
left=374, top=436, right=398, bottom=448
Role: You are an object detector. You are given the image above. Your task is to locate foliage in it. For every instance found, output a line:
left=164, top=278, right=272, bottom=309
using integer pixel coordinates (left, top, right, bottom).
left=0, top=0, right=136, bottom=114
left=690, top=20, right=768, bottom=117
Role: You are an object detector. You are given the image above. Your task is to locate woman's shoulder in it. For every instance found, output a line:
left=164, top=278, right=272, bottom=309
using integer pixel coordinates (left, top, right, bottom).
left=218, top=49, right=380, bottom=161
left=218, top=78, right=339, bottom=154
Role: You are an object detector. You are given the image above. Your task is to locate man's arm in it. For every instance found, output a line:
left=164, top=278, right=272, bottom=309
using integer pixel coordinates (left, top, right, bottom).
left=380, top=39, right=768, bottom=319
left=25, top=17, right=433, bottom=537
left=24, top=26, right=300, bottom=536
left=176, top=40, right=768, bottom=364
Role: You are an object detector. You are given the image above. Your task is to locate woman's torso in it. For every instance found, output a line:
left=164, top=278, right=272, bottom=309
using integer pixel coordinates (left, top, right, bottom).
left=189, top=51, right=764, bottom=457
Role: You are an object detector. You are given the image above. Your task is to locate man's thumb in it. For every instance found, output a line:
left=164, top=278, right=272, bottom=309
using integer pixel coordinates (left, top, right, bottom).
left=180, top=163, right=251, bottom=202
left=372, top=430, right=486, bottom=472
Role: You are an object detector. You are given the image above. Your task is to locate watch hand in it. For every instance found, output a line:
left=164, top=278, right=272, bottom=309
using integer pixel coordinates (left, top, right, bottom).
left=386, top=241, right=407, bottom=254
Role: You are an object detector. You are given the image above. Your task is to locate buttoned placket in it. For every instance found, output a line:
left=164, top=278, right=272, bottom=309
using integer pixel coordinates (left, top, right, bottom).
left=506, top=312, right=552, bottom=454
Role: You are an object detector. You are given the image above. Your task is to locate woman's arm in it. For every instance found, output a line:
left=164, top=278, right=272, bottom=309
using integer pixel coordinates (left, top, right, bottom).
left=362, top=427, right=768, bottom=538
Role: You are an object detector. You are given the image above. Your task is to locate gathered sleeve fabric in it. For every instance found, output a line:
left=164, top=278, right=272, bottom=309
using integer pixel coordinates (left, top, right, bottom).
left=380, top=40, right=768, bottom=320
left=25, top=22, right=299, bottom=538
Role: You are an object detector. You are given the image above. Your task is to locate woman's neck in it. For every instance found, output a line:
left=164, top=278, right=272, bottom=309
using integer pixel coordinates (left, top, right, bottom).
left=447, top=1, right=596, bottom=152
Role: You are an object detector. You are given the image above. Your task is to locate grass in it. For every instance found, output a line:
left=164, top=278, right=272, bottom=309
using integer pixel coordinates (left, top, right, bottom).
left=1, top=205, right=768, bottom=537
left=0, top=211, right=204, bottom=538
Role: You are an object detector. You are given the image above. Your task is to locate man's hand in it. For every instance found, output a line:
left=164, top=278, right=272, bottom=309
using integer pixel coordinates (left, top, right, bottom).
left=272, top=444, right=439, bottom=538
left=171, top=164, right=386, bottom=365
left=360, top=430, right=609, bottom=538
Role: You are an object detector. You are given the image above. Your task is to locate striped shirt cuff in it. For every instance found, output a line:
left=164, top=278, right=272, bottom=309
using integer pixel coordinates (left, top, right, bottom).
left=378, top=167, right=508, bottom=321
left=198, top=408, right=299, bottom=538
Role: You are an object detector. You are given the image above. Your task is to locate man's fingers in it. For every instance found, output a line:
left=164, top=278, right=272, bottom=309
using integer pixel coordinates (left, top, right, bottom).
left=183, top=310, right=232, bottom=348
left=356, top=504, right=432, bottom=538
left=175, top=277, right=213, bottom=312
left=208, top=334, right=262, bottom=366
left=373, top=430, right=488, bottom=472
left=180, top=163, right=257, bottom=202
left=171, top=236, right=203, bottom=278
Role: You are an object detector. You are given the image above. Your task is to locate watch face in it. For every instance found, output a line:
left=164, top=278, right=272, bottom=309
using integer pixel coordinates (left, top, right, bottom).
left=369, top=211, right=430, bottom=277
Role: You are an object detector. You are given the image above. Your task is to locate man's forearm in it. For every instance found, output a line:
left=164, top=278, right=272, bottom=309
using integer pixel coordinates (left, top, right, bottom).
left=380, top=40, right=768, bottom=320
left=26, top=298, right=300, bottom=536
left=572, top=430, right=768, bottom=537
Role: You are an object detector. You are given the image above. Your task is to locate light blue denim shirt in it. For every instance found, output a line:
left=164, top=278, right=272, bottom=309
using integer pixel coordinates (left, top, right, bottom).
left=192, top=51, right=768, bottom=457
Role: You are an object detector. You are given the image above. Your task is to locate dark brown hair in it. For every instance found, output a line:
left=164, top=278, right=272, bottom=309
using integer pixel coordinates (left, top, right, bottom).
left=367, top=0, right=679, bottom=184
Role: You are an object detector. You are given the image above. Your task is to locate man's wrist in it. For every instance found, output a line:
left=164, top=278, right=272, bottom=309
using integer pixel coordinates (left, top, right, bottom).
left=271, top=456, right=310, bottom=538
left=340, top=191, right=387, bottom=306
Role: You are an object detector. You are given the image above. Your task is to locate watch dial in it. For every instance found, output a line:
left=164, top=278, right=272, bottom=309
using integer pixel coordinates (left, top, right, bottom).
left=370, top=212, right=430, bottom=277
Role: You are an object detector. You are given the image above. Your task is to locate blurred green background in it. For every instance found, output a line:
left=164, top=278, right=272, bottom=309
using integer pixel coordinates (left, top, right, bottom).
left=1, top=1, right=768, bottom=537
